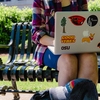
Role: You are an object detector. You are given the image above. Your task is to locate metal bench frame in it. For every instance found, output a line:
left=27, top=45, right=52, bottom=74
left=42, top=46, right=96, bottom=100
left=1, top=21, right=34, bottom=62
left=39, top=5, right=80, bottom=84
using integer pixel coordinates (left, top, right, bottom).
left=0, top=22, right=100, bottom=100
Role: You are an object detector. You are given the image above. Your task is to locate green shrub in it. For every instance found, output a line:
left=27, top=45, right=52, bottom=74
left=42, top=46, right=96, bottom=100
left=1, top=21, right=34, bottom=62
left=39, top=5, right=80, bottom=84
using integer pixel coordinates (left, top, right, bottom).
left=88, top=0, right=100, bottom=11
left=0, top=3, right=32, bottom=45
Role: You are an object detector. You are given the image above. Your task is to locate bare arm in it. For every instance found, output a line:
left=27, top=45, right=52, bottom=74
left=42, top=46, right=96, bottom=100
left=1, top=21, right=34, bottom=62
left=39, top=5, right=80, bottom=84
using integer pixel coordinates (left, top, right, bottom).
left=32, top=1, right=52, bottom=46
left=39, top=35, right=54, bottom=46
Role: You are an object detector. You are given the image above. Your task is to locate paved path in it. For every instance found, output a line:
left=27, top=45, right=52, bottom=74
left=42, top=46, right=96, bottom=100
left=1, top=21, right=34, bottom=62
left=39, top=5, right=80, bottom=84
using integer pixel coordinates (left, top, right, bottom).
left=0, top=93, right=100, bottom=100
left=0, top=93, right=33, bottom=100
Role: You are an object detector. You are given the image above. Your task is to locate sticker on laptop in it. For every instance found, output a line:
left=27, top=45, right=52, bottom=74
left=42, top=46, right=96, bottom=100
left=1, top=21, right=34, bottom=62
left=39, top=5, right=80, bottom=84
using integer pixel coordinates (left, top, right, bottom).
left=61, top=35, right=76, bottom=43
left=97, top=42, right=100, bottom=48
left=61, top=46, right=70, bottom=50
left=68, top=15, right=86, bottom=26
left=82, top=30, right=95, bottom=43
left=61, top=17, right=67, bottom=33
left=87, top=15, right=98, bottom=27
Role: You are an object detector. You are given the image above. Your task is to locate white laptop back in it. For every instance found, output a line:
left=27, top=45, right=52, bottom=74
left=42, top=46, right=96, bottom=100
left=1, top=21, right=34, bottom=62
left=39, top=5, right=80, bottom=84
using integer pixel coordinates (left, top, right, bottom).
left=48, top=11, right=100, bottom=55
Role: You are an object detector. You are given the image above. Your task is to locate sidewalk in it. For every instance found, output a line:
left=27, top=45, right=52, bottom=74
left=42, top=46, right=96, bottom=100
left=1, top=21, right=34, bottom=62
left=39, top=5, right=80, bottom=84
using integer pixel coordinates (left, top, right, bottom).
left=0, top=93, right=33, bottom=100
left=0, top=93, right=100, bottom=100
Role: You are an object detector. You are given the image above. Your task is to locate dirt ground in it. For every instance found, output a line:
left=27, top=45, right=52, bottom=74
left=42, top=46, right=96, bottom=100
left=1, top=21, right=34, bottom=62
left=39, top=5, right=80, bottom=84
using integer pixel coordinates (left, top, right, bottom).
left=0, top=93, right=100, bottom=100
left=0, top=93, right=34, bottom=100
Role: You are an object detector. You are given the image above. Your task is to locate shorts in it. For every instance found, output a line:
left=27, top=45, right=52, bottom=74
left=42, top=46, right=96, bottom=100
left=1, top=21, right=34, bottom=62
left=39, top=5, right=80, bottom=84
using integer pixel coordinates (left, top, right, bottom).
left=43, top=48, right=60, bottom=69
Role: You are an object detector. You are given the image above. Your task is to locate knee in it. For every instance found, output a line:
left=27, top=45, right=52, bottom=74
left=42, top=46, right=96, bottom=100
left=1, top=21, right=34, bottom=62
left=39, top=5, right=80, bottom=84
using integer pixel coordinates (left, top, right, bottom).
left=79, top=53, right=97, bottom=60
left=59, top=54, right=77, bottom=63
left=57, top=54, right=77, bottom=70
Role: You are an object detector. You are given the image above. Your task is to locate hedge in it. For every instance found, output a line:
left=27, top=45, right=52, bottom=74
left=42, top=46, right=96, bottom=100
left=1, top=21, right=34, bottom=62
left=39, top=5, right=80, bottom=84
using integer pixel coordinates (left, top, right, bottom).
left=0, top=3, right=32, bottom=45
left=88, top=0, right=100, bottom=11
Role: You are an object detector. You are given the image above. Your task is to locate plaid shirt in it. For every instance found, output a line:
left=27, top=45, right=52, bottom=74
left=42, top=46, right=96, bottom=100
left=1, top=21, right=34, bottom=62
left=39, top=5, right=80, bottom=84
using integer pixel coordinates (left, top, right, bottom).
left=31, top=0, right=87, bottom=66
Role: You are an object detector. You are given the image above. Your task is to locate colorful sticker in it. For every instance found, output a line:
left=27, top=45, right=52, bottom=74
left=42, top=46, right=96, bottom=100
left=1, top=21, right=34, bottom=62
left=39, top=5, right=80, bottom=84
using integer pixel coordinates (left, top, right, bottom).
left=69, top=15, right=85, bottom=26
left=61, top=35, right=76, bottom=43
left=87, top=15, right=98, bottom=27
left=82, top=31, right=95, bottom=43
left=61, top=17, right=67, bottom=33
left=97, top=42, right=100, bottom=48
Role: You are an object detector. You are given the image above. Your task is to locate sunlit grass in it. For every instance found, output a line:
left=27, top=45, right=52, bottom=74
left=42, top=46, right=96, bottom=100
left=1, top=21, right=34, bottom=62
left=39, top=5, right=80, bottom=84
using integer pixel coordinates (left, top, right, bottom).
left=0, top=80, right=58, bottom=91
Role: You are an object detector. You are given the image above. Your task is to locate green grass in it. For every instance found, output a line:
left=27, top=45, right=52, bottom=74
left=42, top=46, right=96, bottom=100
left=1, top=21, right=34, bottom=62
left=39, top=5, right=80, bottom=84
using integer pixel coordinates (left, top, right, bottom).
left=0, top=80, right=58, bottom=91
left=0, top=54, right=100, bottom=93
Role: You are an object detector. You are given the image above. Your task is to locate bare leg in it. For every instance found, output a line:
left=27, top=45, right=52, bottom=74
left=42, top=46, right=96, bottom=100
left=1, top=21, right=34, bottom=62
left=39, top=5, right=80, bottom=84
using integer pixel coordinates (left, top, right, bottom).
left=57, top=54, right=78, bottom=86
left=78, top=53, right=98, bottom=85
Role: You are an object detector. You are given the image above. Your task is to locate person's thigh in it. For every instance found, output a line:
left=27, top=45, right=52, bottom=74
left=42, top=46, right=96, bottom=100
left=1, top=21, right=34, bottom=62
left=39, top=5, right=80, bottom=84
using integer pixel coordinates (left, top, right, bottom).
left=78, top=53, right=98, bottom=85
left=43, top=48, right=60, bottom=69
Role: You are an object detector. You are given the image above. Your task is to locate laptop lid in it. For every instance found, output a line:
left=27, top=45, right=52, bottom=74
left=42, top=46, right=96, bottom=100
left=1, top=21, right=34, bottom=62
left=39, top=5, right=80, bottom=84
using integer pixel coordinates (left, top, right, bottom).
left=48, top=11, right=100, bottom=55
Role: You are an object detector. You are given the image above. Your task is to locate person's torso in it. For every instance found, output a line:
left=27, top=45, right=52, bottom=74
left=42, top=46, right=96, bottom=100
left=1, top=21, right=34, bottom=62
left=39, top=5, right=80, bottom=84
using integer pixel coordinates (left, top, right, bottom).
left=45, top=0, right=79, bottom=37
left=34, top=0, right=83, bottom=66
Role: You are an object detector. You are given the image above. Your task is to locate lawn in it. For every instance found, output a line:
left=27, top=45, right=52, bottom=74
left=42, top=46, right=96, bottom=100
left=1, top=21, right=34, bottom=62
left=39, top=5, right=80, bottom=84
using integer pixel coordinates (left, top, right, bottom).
left=0, top=53, right=100, bottom=93
left=0, top=80, right=58, bottom=91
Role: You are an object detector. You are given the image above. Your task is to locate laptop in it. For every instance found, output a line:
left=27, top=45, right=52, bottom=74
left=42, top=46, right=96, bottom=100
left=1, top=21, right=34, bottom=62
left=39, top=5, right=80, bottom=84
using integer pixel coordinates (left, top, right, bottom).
left=48, top=11, right=100, bottom=55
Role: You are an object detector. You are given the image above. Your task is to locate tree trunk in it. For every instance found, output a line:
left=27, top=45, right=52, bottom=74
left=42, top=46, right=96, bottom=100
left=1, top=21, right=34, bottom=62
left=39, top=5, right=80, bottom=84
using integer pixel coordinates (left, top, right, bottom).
left=63, top=26, right=66, bottom=33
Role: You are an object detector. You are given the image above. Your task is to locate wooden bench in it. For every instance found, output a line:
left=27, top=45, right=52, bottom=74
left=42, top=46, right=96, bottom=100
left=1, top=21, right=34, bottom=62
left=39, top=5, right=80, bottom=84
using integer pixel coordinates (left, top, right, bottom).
left=0, top=22, right=100, bottom=99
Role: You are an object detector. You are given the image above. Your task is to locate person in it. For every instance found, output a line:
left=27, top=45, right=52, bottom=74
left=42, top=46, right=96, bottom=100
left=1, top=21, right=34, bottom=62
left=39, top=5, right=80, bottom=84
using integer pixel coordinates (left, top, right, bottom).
left=31, top=0, right=98, bottom=86
left=30, top=78, right=98, bottom=100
